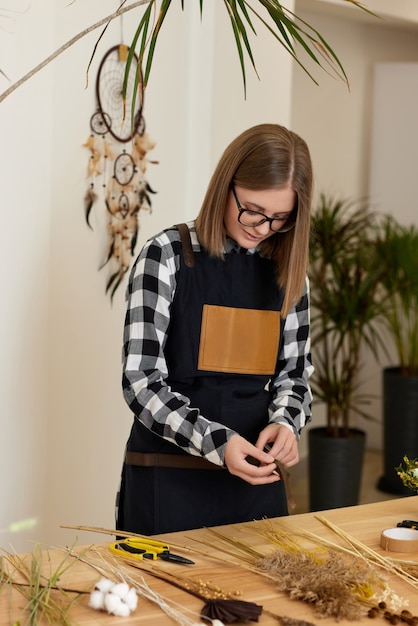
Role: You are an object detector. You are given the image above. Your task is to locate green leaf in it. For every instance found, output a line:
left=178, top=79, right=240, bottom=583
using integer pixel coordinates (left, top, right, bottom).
left=226, top=0, right=257, bottom=67
left=122, top=1, right=153, bottom=122
left=115, top=0, right=375, bottom=113
left=143, top=0, right=174, bottom=87
left=223, top=0, right=249, bottom=95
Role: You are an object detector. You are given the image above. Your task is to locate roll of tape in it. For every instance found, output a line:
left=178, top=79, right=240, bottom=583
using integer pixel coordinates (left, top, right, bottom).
left=380, top=527, right=418, bottom=552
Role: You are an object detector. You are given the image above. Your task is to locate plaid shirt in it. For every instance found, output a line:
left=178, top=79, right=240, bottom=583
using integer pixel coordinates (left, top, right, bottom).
left=122, top=222, right=313, bottom=466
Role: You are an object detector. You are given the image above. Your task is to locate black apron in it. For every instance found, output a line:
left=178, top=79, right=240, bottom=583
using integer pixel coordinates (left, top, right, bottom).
left=117, top=226, right=287, bottom=535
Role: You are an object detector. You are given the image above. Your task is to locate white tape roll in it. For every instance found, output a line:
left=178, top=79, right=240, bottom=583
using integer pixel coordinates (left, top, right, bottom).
left=380, top=527, right=418, bottom=552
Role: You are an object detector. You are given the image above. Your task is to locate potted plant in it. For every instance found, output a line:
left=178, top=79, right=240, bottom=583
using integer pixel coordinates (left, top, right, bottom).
left=374, top=217, right=418, bottom=495
left=308, top=194, right=385, bottom=511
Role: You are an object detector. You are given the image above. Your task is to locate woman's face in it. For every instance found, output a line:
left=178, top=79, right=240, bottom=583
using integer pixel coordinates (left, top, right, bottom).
left=224, top=185, right=297, bottom=248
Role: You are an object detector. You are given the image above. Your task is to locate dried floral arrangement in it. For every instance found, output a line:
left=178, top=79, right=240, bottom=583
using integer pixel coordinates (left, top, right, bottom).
left=396, top=456, right=418, bottom=493
left=182, top=517, right=418, bottom=624
left=63, top=524, right=316, bottom=626
left=66, top=521, right=418, bottom=624
left=261, top=517, right=418, bottom=623
left=0, top=539, right=225, bottom=626
left=3, top=517, right=418, bottom=626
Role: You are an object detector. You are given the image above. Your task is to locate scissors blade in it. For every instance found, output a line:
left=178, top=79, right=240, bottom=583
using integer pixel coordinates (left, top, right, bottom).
left=157, top=551, right=195, bottom=565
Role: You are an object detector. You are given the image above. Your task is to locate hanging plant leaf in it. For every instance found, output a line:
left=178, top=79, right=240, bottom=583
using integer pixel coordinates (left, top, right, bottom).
left=118, top=0, right=376, bottom=107
left=0, top=1, right=377, bottom=105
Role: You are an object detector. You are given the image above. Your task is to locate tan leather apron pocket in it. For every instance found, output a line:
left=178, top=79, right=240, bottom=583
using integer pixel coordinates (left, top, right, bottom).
left=198, top=304, right=280, bottom=375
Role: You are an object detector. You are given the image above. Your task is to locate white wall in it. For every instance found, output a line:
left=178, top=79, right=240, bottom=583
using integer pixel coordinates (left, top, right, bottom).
left=0, top=1, right=295, bottom=552
left=369, top=62, right=418, bottom=226
left=292, top=4, right=418, bottom=200
left=291, top=3, right=418, bottom=457
left=0, top=1, right=55, bottom=551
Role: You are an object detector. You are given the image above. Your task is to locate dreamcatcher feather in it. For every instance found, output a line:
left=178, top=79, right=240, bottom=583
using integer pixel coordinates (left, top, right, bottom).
left=83, top=44, right=157, bottom=300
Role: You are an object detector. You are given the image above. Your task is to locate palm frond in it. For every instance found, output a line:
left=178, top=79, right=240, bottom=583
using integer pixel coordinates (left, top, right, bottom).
left=343, top=0, right=380, bottom=19
left=256, top=1, right=349, bottom=84
left=223, top=0, right=258, bottom=94
left=120, top=0, right=374, bottom=104
left=0, top=0, right=375, bottom=105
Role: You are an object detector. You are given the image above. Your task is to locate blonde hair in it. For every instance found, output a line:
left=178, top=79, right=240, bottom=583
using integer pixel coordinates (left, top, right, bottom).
left=195, top=123, right=313, bottom=317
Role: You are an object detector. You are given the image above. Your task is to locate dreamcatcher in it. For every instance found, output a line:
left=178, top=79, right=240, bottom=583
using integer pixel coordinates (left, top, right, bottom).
left=83, top=44, right=157, bottom=300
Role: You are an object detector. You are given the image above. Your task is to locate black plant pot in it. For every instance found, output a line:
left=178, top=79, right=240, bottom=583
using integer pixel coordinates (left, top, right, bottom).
left=308, top=427, right=366, bottom=512
left=377, top=367, right=418, bottom=495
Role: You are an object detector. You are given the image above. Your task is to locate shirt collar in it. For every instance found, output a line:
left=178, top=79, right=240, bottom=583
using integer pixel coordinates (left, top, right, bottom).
left=225, top=237, right=257, bottom=255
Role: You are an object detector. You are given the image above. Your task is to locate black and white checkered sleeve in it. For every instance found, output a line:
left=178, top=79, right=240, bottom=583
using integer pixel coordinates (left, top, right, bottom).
left=122, top=226, right=232, bottom=466
left=269, top=277, right=314, bottom=438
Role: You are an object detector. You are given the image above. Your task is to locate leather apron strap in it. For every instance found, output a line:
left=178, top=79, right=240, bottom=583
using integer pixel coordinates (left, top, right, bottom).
left=125, top=451, right=223, bottom=470
left=175, top=223, right=194, bottom=267
left=125, top=450, right=295, bottom=510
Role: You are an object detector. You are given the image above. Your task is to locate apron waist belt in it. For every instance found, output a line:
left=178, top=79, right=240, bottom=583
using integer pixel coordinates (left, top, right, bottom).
left=125, top=451, right=295, bottom=510
left=125, top=451, right=224, bottom=470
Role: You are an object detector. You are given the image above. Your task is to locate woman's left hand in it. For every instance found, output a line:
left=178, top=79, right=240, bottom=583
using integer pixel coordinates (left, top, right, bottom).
left=256, top=424, right=299, bottom=468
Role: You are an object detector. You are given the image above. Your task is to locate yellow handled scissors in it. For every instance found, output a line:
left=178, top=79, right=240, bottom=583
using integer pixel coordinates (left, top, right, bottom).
left=110, top=536, right=194, bottom=565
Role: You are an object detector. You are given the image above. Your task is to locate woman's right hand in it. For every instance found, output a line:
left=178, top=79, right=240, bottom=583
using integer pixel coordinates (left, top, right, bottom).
left=224, top=434, right=280, bottom=485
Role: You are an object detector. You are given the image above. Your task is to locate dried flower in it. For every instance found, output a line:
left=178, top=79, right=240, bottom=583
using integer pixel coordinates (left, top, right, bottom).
left=258, top=547, right=380, bottom=620
left=396, top=456, right=418, bottom=492
left=200, top=522, right=414, bottom=622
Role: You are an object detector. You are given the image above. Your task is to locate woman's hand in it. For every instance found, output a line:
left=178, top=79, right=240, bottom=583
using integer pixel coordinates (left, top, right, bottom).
left=256, top=423, right=299, bottom=467
left=224, top=434, right=280, bottom=485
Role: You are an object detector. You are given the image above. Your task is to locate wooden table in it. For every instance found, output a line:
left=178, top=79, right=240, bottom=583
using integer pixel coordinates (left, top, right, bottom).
left=1, top=497, right=418, bottom=625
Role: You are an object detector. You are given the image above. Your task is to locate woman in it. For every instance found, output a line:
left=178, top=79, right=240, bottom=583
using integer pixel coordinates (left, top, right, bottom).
left=117, top=123, right=314, bottom=535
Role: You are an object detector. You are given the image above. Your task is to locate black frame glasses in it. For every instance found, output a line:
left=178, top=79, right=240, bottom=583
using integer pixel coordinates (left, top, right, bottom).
left=231, top=184, right=297, bottom=233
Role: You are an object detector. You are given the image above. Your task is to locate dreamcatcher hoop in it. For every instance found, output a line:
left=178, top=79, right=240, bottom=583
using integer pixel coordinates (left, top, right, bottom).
left=83, top=43, right=157, bottom=302
left=96, top=45, right=143, bottom=143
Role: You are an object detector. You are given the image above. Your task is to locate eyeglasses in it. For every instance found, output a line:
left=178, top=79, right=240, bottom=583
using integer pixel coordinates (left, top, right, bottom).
left=231, top=184, right=297, bottom=233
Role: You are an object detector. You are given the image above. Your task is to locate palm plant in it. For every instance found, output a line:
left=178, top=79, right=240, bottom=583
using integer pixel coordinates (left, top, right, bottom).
left=0, top=1, right=376, bottom=105
left=309, top=195, right=385, bottom=437
left=374, top=216, right=418, bottom=377
left=373, top=217, right=418, bottom=495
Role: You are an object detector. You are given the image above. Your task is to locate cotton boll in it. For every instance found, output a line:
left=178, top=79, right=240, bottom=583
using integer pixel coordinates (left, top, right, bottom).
left=95, top=578, right=114, bottom=593
left=104, top=592, right=122, bottom=615
left=125, top=587, right=138, bottom=611
left=89, top=579, right=137, bottom=617
left=88, top=590, right=105, bottom=610
left=111, top=582, right=130, bottom=599
left=115, top=602, right=131, bottom=617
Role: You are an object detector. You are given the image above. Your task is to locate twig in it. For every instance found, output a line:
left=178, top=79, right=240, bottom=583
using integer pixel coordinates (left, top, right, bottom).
left=0, top=1, right=149, bottom=104
left=61, top=523, right=145, bottom=538
left=315, top=515, right=418, bottom=589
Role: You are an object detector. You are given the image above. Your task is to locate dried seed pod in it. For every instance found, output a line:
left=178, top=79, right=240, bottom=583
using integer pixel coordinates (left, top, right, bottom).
left=368, top=606, right=379, bottom=618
